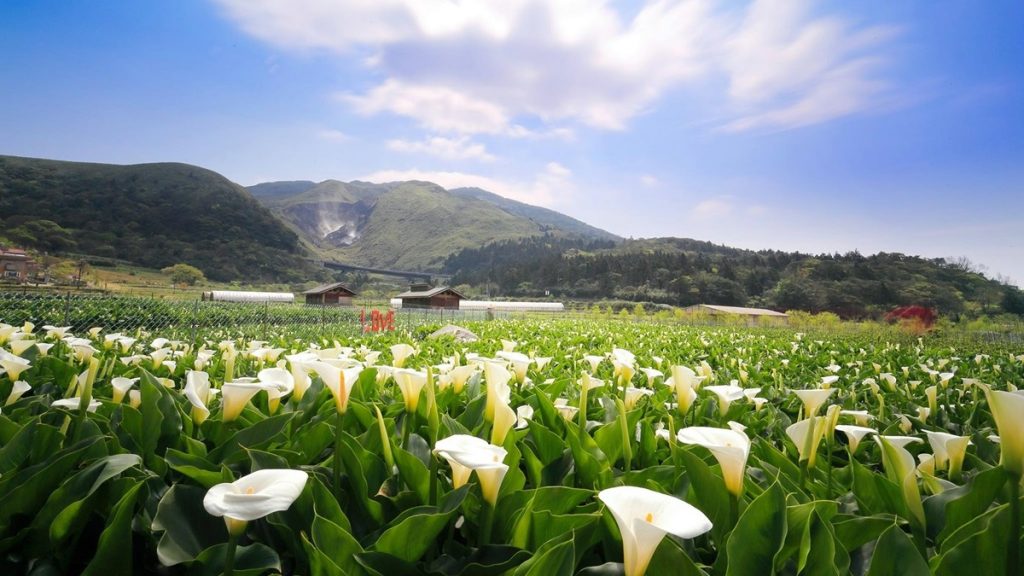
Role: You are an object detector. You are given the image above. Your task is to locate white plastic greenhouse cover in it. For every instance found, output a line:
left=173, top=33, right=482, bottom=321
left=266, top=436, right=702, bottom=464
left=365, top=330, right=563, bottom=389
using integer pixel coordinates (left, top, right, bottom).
left=460, top=300, right=564, bottom=312
left=390, top=298, right=403, bottom=308
left=204, top=291, right=295, bottom=303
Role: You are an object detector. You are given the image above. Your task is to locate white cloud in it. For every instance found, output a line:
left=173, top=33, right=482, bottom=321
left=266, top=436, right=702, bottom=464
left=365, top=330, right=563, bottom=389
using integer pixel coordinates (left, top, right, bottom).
left=361, top=162, right=573, bottom=207
left=639, top=174, right=659, bottom=187
left=387, top=135, right=496, bottom=162
left=316, top=128, right=350, bottom=142
left=692, top=197, right=735, bottom=219
left=216, top=0, right=900, bottom=134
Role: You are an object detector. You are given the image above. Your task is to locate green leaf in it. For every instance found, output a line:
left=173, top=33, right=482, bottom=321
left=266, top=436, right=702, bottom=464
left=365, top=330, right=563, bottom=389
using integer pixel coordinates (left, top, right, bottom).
left=678, top=447, right=731, bottom=544
left=933, top=501, right=1021, bottom=576
left=511, top=529, right=575, bottom=576
left=726, top=482, right=786, bottom=576
left=831, top=514, right=897, bottom=552
left=428, top=545, right=530, bottom=576
left=394, top=444, right=430, bottom=504
left=865, top=524, right=930, bottom=576
left=301, top=532, right=345, bottom=576
left=44, top=453, right=143, bottom=546
left=206, top=413, right=292, bottom=464
left=646, top=536, right=708, bottom=576
left=152, top=484, right=228, bottom=566
left=925, top=466, right=1008, bottom=546
left=81, top=480, right=144, bottom=576
left=372, top=487, right=467, bottom=562
left=192, top=542, right=282, bottom=576
left=166, top=448, right=233, bottom=488
left=312, top=514, right=365, bottom=576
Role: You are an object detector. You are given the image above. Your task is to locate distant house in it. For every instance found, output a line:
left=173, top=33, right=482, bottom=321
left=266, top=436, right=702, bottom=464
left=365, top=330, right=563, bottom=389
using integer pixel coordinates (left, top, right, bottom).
left=395, top=284, right=465, bottom=309
left=682, top=304, right=788, bottom=325
left=303, top=281, right=357, bottom=306
left=0, top=247, right=37, bottom=283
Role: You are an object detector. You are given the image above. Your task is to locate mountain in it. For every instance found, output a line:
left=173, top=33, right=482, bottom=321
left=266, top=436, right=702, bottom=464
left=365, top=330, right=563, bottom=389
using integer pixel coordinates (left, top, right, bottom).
left=251, top=179, right=620, bottom=271
left=247, top=180, right=316, bottom=199
left=0, top=155, right=318, bottom=282
left=443, top=235, right=1024, bottom=319
left=449, top=187, right=619, bottom=242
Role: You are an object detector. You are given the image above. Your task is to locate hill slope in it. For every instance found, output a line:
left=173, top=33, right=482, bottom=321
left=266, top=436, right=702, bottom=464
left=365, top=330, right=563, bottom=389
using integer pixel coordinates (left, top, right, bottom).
left=444, top=235, right=1024, bottom=318
left=252, top=179, right=619, bottom=270
left=0, top=155, right=317, bottom=282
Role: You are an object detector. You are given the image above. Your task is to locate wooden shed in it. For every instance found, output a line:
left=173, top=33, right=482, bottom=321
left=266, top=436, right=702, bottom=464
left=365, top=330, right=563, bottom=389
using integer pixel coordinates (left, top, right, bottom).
left=303, top=282, right=357, bottom=306
left=395, top=285, right=465, bottom=309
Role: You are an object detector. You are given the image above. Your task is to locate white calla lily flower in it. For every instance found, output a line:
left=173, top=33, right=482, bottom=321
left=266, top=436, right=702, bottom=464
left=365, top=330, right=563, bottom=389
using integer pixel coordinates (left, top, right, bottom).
left=203, top=469, right=309, bottom=528
left=791, top=388, right=836, bottom=419
left=677, top=423, right=751, bottom=497
left=5, top=380, right=31, bottom=406
left=598, top=486, right=712, bottom=576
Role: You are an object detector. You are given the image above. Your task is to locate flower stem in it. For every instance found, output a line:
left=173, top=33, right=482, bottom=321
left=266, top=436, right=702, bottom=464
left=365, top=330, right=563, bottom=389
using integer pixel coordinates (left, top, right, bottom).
left=333, top=411, right=345, bottom=495
left=428, top=452, right=438, bottom=506
left=223, top=532, right=239, bottom=576
left=1009, top=476, right=1021, bottom=576
left=480, top=503, right=495, bottom=546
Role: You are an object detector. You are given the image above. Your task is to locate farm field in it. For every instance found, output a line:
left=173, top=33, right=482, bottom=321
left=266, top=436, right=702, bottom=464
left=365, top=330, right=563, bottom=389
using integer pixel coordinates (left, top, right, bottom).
left=1, top=317, right=1023, bottom=575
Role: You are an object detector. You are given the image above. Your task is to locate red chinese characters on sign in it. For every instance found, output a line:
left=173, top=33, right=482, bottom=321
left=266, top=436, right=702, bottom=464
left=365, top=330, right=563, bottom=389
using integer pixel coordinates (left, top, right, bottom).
left=361, top=308, right=396, bottom=332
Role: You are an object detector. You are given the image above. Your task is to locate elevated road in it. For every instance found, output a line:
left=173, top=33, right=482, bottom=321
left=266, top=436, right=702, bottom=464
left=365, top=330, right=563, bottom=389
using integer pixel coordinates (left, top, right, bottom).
left=309, top=259, right=450, bottom=282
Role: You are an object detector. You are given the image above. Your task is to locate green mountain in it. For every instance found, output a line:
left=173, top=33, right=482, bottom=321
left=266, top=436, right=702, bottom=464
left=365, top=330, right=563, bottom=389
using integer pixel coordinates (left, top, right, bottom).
left=252, top=179, right=620, bottom=271
left=248, top=180, right=316, bottom=200
left=444, top=235, right=1024, bottom=319
left=0, top=155, right=318, bottom=282
left=449, top=187, right=619, bottom=241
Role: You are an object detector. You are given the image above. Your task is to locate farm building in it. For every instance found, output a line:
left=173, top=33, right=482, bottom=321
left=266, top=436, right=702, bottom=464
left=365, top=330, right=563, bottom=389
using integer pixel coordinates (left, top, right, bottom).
left=460, top=300, right=565, bottom=312
left=0, top=246, right=37, bottom=283
left=303, top=282, right=357, bottom=306
left=394, top=284, right=465, bottom=309
left=201, top=291, right=295, bottom=303
left=681, top=304, right=788, bottom=324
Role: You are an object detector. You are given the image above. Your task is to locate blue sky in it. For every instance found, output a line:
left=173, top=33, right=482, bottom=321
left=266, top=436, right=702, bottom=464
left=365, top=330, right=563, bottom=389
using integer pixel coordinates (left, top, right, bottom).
left=2, top=0, right=1022, bottom=285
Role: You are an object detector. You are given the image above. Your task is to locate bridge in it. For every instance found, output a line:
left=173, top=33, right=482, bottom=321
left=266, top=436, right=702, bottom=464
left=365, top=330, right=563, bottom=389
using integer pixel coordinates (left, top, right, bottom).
left=309, top=260, right=450, bottom=283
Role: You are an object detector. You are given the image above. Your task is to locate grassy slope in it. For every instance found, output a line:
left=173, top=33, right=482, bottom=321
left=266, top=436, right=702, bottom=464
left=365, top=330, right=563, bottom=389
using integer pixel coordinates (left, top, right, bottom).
left=0, top=155, right=317, bottom=282
left=449, top=187, right=620, bottom=242
left=332, top=182, right=544, bottom=270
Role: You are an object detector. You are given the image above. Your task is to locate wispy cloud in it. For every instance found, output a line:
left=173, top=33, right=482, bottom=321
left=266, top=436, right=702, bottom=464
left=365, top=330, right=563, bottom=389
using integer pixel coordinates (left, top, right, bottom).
left=387, top=135, right=496, bottom=162
left=215, top=0, right=901, bottom=136
left=692, top=197, right=735, bottom=219
left=316, top=128, right=350, bottom=142
left=361, top=162, right=573, bottom=207
left=639, top=174, right=659, bottom=187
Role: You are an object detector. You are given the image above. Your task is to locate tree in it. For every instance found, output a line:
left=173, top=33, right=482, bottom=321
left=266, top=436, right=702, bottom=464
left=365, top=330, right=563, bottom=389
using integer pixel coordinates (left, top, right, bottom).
left=162, top=263, right=206, bottom=286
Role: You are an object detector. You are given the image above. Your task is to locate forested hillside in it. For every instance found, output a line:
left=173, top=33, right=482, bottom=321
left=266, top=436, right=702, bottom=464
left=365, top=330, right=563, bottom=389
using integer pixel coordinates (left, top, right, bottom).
left=444, top=236, right=1024, bottom=318
left=0, top=155, right=319, bottom=282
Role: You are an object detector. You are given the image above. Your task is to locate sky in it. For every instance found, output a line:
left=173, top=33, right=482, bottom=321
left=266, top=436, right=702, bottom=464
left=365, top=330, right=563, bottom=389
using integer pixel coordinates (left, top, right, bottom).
left=1, top=0, right=1022, bottom=285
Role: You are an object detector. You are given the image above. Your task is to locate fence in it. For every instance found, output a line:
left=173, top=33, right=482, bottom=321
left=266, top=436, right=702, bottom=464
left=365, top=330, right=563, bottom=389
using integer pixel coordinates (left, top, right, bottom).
left=0, top=290, right=493, bottom=343
left=1, top=289, right=1021, bottom=351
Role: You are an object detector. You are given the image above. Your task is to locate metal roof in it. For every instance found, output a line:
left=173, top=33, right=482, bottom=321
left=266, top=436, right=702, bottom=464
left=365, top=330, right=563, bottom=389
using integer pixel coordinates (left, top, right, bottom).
left=690, top=304, right=788, bottom=317
left=303, top=281, right=357, bottom=295
left=395, top=286, right=465, bottom=299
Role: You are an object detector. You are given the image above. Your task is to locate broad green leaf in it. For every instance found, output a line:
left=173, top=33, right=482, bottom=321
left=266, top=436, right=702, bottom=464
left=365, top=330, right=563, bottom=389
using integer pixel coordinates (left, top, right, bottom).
left=312, top=514, right=365, bottom=576
left=80, top=480, right=143, bottom=576
left=152, top=484, right=228, bottom=566
left=865, top=524, right=929, bottom=576
left=726, top=482, right=786, bottom=576
left=193, top=542, right=282, bottom=576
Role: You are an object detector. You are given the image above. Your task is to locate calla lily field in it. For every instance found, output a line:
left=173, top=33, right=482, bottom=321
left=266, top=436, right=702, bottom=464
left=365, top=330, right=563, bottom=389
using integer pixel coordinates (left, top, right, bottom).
left=1, top=317, right=1023, bottom=575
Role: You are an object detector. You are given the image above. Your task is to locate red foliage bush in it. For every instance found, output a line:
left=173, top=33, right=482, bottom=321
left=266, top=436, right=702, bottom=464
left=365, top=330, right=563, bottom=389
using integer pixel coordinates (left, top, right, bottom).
left=884, top=305, right=937, bottom=328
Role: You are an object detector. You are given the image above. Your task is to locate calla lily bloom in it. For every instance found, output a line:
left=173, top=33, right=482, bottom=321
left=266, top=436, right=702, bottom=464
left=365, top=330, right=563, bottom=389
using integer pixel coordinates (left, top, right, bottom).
left=598, top=486, right=713, bottom=576
left=533, top=356, right=552, bottom=371
left=185, top=371, right=216, bottom=425
left=676, top=423, right=751, bottom=497
left=501, top=339, right=517, bottom=352
left=515, top=404, right=534, bottom=429
left=484, top=362, right=512, bottom=422
left=448, top=365, right=476, bottom=394
left=433, top=434, right=508, bottom=505
left=623, top=387, right=654, bottom=411
left=9, top=339, right=35, bottom=356
left=583, top=354, right=605, bottom=372
left=52, top=398, right=101, bottom=412
left=43, top=325, right=72, bottom=340
left=835, top=425, right=876, bottom=454
left=5, top=380, right=31, bottom=406
left=285, top=352, right=317, bottom=401
left=496, top=351, right=531, bottom=383
left=308, top=361, right=362, bottom=415
left=983, top=387, right=1024, bottom=479
left=704, top=384, right=746, bottom=415
left=791, top=388, right=836, bottom=419
left=668, top=365, right=704, bottom=415
left=925, top=430, right=971, bottom=480
left=875, top=435, right=926, bottom=528
left=0, top=350, right=31, bottom=381
left=204, top=469, right=308, bottom=533
left=434, top=434, right=491, bottom=488
left=554, top=398, right=579, bottom=420
left=393, top=368, right=428, bottom=413
left=787, top=417, right=827, bottom=466
left=491, top=399, right=516, bottom=446
left=221, top=381, right=274, bottom=422
left=111, top=377, right=139, bottom=404
left=390, top=343, right=417, bottom=368
left=840, top=410, right=873, bottom=426
left=639, top=367, right=664, bottom=387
